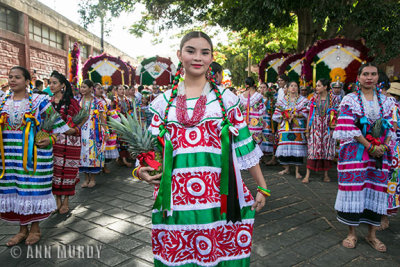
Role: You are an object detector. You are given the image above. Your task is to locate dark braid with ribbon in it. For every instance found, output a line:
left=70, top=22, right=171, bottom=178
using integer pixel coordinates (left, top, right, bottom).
left=209, top=66, right=241, bottom=223
left=152, top=62, right=182, bottom=213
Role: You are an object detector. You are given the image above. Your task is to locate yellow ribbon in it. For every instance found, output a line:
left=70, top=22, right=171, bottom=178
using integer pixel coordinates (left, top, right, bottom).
left=0, top=114, right=6, bottom=179
left=22, top=114, right=39, bottom=174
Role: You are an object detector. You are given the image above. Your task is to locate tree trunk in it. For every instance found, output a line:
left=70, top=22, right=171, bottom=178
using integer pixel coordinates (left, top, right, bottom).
left=296, top=8, right=314, bottom=53
left=100, top=16, right=104, bottom=53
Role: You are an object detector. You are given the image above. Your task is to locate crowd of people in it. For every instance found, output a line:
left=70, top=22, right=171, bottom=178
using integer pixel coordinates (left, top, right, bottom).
left=0, top=30, right=399, bottom=266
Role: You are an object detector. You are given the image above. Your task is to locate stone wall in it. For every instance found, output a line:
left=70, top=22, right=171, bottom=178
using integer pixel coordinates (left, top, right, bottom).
left=0, top=38, right=25, bottom=78
left=30, top=47, right=66, bottom=78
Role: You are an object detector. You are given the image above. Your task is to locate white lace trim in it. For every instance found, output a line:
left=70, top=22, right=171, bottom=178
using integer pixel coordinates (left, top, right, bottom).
left=332, top=129, right=362, bottom=141
left=237, top=145, right=263, bottom=170
left=0, top=194, right=56, bottom=215
left=173, top=146, right=221, bottom=157
left=233, top=136, right=253, bottom=149
left=275, top=145, right=307, bottom=157
left=152, top=218, right=254, bottom=231
left=335, top=188, right=388, bottom=215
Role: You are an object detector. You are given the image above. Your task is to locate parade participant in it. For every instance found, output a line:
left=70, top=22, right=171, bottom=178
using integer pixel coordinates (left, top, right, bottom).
left=77, top=79, right=108, bottom=188
left=333, top=63, right=394, bottom=252
left=273, top=81, right=308, bottom=179
left=210, top=61, right=223, bottom=85
left=136, top=31, right=267, bottom=266
left=380, top=82, right=400, bottom=230
left=260, top=82, right=275, bottom=158
left=300, top=86, right=309, bottom=97
left=239, top=77, right=266, bottom=148
left=0, top=78, right=8, bottom=98
left=113, top=84, right=134, bottom=167
left=303, top=79, right=340, bottom=183
left=276, top=74, right=289, bottom=102
left=50, top=71, right=83, bottom=214
left=0, top=66, right=69, bottom=246
left=94, top=83, right=114, bottom=173
left=331, top=81, right=345, bottom=101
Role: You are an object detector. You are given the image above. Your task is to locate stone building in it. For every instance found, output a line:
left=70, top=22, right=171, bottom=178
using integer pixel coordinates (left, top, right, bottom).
left=0, top=0, right=136, bottom=80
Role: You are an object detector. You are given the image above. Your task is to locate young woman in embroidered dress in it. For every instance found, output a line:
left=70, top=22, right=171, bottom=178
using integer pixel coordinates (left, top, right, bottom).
left=136, top=31, right=268, bottom=267
left=260, top=82, right=277, bottom=164
left=303, top=79, right=340, bottom=183
left=94, top=83, right=115, bottom=173
left=239, top=77, right=266, bottom=149
left=0, top=66, right=69, bottom=246
left=113, top=85, right=134, bottom=167
left=78, top=80, right=108, bottom=188
left=273, top=81, right=308, bottom=179
left=333, top=63, right=395, bottom=252
left=50, top=71, right=84, bottom=214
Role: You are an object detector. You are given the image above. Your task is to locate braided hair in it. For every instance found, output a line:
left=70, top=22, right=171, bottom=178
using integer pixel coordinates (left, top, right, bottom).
left=51, top=71, right=73, bottom=116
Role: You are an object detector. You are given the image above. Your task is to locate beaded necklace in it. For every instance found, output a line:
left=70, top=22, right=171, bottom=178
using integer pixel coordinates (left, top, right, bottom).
left=284, top=93, right=299, bottom=110
left=356, top=85, right=383, bottom=120
left=0, top=87, right=34, bottom=127
left=176, top=81, right=208, bottom=127
left=316, top=91, right=329, bottom=117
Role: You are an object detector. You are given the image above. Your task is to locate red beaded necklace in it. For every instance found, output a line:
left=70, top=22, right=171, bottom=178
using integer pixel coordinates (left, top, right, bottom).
left=176, top=82, right=208, bottom=127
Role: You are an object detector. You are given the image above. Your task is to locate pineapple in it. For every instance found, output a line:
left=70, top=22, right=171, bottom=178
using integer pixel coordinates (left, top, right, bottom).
left=107, top=106, right=163, bottom=175
left=72, top=108, right=89, bottom=126
left=35, top=112, right=61, bottom=144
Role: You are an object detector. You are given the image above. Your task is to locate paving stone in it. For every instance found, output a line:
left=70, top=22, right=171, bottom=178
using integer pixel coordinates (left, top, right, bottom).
left=131, top=245, right=154, bottom=263
left=107, top=221, right=143, bottom=235
left=84, top=227, right=123, bottom=244
left=109, top=237, right=142, bottom=252
left=131, top=229, right=152, bottom=244
left=103, top=208, right=135, bottom=219
left=126, top=214, right=152, bottom=227
left=89, top=215, right=120, bottom=226
left=95, top=246, right=130, bottom=266
left=118, top=257, right=153, bottom=267
left=66, top=220, right=98, bottom=232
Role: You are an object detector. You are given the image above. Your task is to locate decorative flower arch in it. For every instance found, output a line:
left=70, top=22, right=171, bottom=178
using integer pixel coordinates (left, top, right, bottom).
left=301, top=38, right=371, bottom=87
left=135, top=56, right=176, bottom=86
left=258, top=52, right=290, bottom=83
left=278, top=52, right=306, bottom=84
left=82, top=53, right=131, bottom=86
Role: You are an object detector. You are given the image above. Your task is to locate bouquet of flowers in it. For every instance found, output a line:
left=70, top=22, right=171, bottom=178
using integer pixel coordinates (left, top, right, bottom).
left=277, top=107, right=299, bottom=130
left=107, top=106, right=162, bottom=175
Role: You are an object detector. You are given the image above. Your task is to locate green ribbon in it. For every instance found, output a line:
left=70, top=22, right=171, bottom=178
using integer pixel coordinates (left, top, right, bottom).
left=153, top=128, right=173, bottom=212
left=220, top=121, right=230, bottom=196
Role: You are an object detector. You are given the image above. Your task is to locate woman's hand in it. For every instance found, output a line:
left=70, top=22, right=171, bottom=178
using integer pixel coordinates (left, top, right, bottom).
left=369, top=145, right=384, bottom=158
left=65, top=128, right=76, bottom=135
left=36, top=138, right=50, bottom=148
left=138, top=166, right=162, bottom=185
left=251, top=192, right=266, bottom=212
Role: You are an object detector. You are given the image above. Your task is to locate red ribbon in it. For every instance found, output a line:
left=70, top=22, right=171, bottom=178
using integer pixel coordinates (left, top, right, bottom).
left=366, top=134, right=381, bottom=146
left=67, top=117, right=76, bottom=128
left=137, top=151, right=162, bottom=170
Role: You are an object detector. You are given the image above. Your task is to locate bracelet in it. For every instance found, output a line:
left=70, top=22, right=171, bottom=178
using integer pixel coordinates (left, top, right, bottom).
left=132, top=167, right=139, bottom=180
left=49, top=135, right=57, bottom=145
left=367, top=143, right=373, bottom=153
left=371, top=145, right=376, bottom=154
left=257, top=186, right=271, bottom=197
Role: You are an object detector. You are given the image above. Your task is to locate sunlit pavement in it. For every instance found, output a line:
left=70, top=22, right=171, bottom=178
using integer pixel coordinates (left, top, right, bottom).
left=0, top=160, right=399, bottom=266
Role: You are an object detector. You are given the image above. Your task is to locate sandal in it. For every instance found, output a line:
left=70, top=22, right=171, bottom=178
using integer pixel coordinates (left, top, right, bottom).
left=25, top=232, right=41, bottom=246
left=342, top=236, right=357, bottom=249
left=301, top=178, right=309, bottom=184
left=6, top=232, right=28, bottom=247
left=323, top=177, right=331, bottom=182
left=81, top=181, right=89, bottom=188
left=365, top=237, right=386, bottom=252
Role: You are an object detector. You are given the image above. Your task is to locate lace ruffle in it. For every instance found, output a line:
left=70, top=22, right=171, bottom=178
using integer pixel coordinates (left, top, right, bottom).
left=332, top=129, right=362, bottom=141
left=335, top=188, right=388, bottom=215
left=0, top=194, right=57, bottom=215
left=237, top=145, right=263, bottom=170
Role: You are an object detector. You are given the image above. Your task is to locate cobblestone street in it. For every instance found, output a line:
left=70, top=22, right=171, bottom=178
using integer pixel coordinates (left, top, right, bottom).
left=0, top=161, right=399, bottom=266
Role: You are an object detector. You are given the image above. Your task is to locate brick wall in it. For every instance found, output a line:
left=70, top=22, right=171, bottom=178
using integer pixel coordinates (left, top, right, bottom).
left=0, top=39, right=25, bottom=79
left=30, top=48, right=66, bottom=79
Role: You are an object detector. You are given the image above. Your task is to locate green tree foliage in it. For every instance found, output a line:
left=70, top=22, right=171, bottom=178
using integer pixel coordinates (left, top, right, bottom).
left=129, top=0, right=400, bottom=63
left=215, top=26, right=297, bottom=86
left=78, top=0, right=135, bottom=51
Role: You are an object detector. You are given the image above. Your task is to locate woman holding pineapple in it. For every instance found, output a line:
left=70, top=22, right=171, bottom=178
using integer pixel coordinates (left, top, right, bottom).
left=50, top=71, right=84, bottom=214
left=77, top=79, right=108, bottom=188
left=136, top=31, right=268, bottom=266
left=0, top=66, right=69, bottom=246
